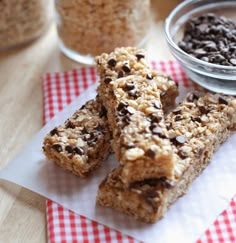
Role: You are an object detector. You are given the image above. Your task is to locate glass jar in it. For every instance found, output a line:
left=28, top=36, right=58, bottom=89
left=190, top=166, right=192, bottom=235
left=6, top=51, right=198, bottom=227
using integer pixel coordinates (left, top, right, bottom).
left=0, top=0, right=52, bottom=50
left=55, top=0, right=151, bottom=65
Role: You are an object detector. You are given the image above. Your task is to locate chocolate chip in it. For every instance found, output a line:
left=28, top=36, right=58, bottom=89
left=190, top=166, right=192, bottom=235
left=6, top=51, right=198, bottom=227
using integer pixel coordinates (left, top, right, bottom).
left=52, top=144, right=62, bottom=152
left=150, top=125, right=166, bottom=138
left=87, top=137, right=98, bottom=146
left=118, top=70, right=124, bottom=78
left=187, top=92, right=199, bottom=102
left=178, top=13, right=236, bottom=66
left=198, top=105, right=209, bottom=115
left=128, top=89, right=139, bottom=98
left=194, top=48, right=207, bottom=57
left=122, top=115, right=131, bottom=126
left=122, top=62, right=131, bottom=73
left=204, top=42, right=217, bottom=52
left=171, top=135, right=186, bottom=145
left=166, top=122, right=172, bottom=130
left=172, top=108, right=181, bottom=115
left=65, top=121, right=75, bottom=129
left=118, top=109, right=128, bottom=116
left=159, top=177, right=173, bottom=189
left=130, top=178, right=158, bottom=188
left=178, top=150, right=188, bottom=159
left=191, top=116, right=202, bottom=123
left=175, top=115, right=182, bottom=121
left=125, top=142, right=135, bottom=149
left=131, top=177, right=172, bottom=189
left=95, top=124, right=104, bottom=133
left=146, top=73, right=153, bottom=80
left=73, top=147, right=84, bottom=155
left=125, top=83, right=135, bottom=91
left=104, top=77, right=112, bottom=84
left=135, top=53, right=145, bottom=60
left=50, top=127, right=58, bottom=136
left=80, top=104, right=86, bottom=110
left=149, top=113, right=162, bottom=123
left=218, top=96, right=228, bottom=105
left=153, top=100, right=161, bottom=109
left=145, top=149, right=155, bottom=158
left=65, top=145, right=73, bottom=154
left=201, top=56, right=209, bottom=62
left=211, top=54, right=226, bottom=63
left=178, top=41, right=187, bottom=50
left=86, top=133, right=98, bottom=145
left=117, top=101, right=128, bottom=111
left=107, top=58, right=117, bottom=67
left=81, top=127, right=88, bottom=134
left=99, top=105, right=107, bottom=118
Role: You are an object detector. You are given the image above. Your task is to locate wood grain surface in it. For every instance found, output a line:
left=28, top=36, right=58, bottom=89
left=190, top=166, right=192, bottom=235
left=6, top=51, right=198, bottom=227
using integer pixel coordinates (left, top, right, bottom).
left=0, top=1, right=179, bottom=242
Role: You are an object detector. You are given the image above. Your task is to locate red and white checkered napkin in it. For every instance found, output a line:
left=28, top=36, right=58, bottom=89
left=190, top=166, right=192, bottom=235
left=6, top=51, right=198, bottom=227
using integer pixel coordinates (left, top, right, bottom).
left=42, top=61, right=236, bottom=243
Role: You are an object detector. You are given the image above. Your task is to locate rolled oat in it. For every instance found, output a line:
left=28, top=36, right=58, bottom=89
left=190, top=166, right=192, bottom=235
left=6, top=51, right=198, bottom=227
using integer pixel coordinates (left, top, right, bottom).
left=0, top=0, right=51, bottom=50
left=55, top=0, right=151, bottom=56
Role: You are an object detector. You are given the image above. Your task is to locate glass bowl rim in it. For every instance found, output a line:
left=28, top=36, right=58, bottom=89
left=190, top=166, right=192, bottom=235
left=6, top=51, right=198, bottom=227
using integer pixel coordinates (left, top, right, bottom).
left=164, top=0, right=236, bottom=72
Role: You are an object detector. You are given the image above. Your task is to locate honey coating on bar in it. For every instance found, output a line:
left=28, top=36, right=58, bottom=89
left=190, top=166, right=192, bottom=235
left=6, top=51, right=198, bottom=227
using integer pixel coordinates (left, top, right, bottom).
left=97, top=92, right=236, bottom=223
left=43, top=99, right=110, bottom=177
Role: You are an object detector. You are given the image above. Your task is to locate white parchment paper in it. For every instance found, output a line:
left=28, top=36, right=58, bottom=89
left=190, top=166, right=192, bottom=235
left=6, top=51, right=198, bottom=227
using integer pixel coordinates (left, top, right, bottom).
left=0, top=84, right=236, bottom=243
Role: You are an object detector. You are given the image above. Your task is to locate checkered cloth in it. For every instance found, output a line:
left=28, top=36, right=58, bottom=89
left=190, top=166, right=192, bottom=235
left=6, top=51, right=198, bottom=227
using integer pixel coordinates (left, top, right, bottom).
left=42, top=61, right=236, bottom=243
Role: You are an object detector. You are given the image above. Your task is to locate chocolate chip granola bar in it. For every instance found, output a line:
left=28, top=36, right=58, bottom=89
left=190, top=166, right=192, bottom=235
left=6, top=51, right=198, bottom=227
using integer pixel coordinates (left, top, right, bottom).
left=96, top=92, right=236, bottom=223
left=98, top=74, right=176, bottom=185
left=42, top=47, right=179, bottom=178
left=43, top=99, right=110, bottom=177
left=96, top=46, right=179, bottom=111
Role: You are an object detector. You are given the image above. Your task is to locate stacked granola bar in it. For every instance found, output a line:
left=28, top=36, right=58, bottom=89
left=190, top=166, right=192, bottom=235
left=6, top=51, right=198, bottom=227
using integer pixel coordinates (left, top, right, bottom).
left=42, top=46, right=236, bottom=224
left=43, top=47, right=178, bottom=179
left=97, top=92, right=236, bottom=223
left=43, top=99, right=110, bottom=177
left=96, top=46, right=179, bottom=112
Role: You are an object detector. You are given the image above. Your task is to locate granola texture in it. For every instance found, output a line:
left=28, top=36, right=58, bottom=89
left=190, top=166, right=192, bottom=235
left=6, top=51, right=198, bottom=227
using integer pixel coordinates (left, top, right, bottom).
left=100, top=75, right=175, bottom=184
left=166, top=92, right=236, bottom=179
left=96, top=47, right=179, bottom=111
left=96, top=92, right=236, bottom=223
left=43, top=99, right=110, bottom=177
left=0, top=0, right=51, bottom=50
left=55, top=0, right=151, bottom=56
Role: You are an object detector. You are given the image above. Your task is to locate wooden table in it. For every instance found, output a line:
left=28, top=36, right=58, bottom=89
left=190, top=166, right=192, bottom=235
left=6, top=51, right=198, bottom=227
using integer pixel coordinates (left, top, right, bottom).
left=0, top=1, right=180, bottom=242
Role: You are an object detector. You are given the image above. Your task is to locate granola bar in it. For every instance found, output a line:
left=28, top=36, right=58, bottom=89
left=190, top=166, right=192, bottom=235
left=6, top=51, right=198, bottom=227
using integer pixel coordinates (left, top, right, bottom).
left=99, top=74, right=175, bottom=184
left=43, top=99, right=110, bottom=177
left=166, top=92, right=236, bottom=179
left=96, top=92, right=236, bottom=223
left=96, top=46, right=179, bottom=111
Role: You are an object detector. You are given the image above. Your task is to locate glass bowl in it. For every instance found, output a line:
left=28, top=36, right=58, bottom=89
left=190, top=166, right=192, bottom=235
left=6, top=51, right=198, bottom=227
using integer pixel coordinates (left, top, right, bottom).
left=164, top=0, right=236, bottom=95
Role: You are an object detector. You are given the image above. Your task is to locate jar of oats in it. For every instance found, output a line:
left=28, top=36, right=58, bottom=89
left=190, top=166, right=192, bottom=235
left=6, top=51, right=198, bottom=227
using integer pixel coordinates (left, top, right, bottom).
left=0, top=0, right=52, bottom=50
left=55, top=0, right=151, bottom=65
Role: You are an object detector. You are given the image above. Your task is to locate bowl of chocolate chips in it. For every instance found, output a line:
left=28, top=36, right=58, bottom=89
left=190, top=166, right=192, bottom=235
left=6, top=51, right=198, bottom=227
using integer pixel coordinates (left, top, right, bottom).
left=165, top=0, right=236, bottom=95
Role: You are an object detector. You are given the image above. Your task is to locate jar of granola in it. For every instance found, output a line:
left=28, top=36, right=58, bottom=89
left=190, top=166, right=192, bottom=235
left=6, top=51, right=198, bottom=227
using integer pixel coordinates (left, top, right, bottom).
left=55, top=0, right=151, bottom=65
left=0, top=0, right=52, bottom=50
